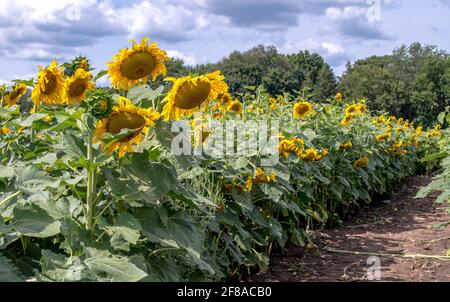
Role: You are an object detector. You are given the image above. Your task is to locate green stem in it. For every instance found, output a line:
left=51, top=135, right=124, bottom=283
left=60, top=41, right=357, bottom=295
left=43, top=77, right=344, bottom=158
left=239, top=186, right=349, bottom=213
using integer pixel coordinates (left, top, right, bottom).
left=86, top=134, right=97, bottom=230
left=0, top=191, right=21, bottom=208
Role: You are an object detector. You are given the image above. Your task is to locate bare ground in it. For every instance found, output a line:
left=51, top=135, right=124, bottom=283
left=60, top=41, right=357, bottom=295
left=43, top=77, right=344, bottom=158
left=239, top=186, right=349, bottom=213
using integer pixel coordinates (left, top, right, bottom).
left=250, top=176, right=450, bottom=282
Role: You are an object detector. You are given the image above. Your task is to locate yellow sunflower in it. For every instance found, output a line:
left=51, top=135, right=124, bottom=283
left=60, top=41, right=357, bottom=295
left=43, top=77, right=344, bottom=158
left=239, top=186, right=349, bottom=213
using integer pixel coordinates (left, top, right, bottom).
left=31, top=59, right=65, bottom=106
left=0, top=127, right=9, bottom=135
left=64, top=68, right=95, bottom=103
left=216, top=92, right=232, bottom=109
left=353, top=156, right=369, bottom=169
left=293, top=101, right=313, bottom=119
left=93, top=96, right=160, bottom=157
left=375, top=133, right=391, bottom=142
left=356, top=103, right=366, bottom=114
left=227, top=100, right=243, bottom=115
left=341, top=114, right=353, bottom=126
left=339, top=141, right=353, bottom=150
left=4, top=83, right=27, bottom=106
left=345, top=104, right=357, bottom=115
left=161, top=71, right=228, bottom=121
left=335, top=92, right=343, bottom=102
left=107, top=37, right=170, bottom=90
left=245, top=168, right=277, bottom=191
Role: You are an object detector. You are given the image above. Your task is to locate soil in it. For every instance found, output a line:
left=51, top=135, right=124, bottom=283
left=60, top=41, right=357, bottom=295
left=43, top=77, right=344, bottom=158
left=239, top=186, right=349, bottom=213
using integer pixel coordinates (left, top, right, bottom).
left=250, top=176, right=450, bottom=282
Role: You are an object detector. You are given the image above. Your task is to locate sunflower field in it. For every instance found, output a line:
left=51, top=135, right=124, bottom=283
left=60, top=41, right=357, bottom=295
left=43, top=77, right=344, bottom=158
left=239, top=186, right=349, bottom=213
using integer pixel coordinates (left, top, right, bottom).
left=0, top=37, right=442, bottom=281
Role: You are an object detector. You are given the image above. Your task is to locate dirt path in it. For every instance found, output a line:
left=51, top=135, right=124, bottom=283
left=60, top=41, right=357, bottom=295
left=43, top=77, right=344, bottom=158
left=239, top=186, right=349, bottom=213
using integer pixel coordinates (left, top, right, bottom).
left=250, top=176, right=450, bottom=281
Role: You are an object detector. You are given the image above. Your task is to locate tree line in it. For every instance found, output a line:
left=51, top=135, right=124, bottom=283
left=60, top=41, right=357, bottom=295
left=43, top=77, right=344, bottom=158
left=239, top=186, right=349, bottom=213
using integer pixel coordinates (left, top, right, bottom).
left=150, top=42, right=449, bottom=126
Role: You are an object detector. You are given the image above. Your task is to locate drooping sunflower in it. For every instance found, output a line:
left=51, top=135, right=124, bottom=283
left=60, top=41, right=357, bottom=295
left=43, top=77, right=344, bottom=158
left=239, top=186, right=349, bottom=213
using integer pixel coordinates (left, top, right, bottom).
left=293, top=101, right=313, bottom=119
left=64, top=68, right=95, bottom=103
left=4, top=83, right=27, bottom=106
left=93, top=97, right=160, bottom=157
left=31, top=59, right=65, bottom=106
left=245, top=168, right=277, bottom=191
left=107, top=37, right=170, bottom=90
left=161, top=71, right=228, bottom=121
left=353, top=156, right=369, bottom=169
left=375, top=133, right=391, bottom=142
left=227, top=100, right=243, bottom=115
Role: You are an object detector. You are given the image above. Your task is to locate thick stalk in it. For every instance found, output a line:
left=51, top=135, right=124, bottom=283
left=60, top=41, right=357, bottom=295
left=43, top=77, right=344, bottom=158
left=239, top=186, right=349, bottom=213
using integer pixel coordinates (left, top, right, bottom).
left=86, top=134, right=97, bottom=230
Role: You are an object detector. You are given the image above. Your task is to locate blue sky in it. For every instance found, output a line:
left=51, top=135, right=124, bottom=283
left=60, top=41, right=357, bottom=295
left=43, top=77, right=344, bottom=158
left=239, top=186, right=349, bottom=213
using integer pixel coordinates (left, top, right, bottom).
left=0, top=0, right=448, bottom=85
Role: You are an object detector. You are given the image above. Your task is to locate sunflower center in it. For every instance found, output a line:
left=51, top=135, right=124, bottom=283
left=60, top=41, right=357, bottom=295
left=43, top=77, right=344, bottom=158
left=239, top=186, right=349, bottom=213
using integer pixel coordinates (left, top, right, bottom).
left=120, top=52, right=156, bottom=80
left=107, top=111, right=146, bottom=142
left=42, top=73, right=57, bottom=95
left=68, top=79, right=87, bottom=97
left=174, top=80, right=211, bottom=109
left=296, top=105, right=309, bottom=115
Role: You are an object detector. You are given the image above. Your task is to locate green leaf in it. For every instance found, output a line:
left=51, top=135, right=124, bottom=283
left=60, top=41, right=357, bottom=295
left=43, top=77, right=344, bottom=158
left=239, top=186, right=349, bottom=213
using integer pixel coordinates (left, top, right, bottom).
left=103, top=213, right=142, bottom=252
left=39, top=250, right=84, bottom=282
left=0, top=166, right=14, bottom=178
left=0, top=255, right=25, bottom=281
left=15, top=166, right=61, bottom=194
left=14, top=114, right=47, bottom=127
left=13, top=203, right=60, bottom=238
left=94, top=70, right=108, bottom=82
left=84, top=248, right=147, bottom=282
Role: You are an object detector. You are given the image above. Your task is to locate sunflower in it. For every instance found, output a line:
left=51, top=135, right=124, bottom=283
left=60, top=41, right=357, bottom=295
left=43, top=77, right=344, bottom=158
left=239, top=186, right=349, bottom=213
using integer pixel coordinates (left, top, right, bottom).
left=227, top=100, right=243, bottom=115
left=216, top=92, right=232, bottom=109
left=293, top=101, right=313, bottom=119
left=161, top=71, right=228, bottom=121
left=356, top=103, right=366, bottom=114
left=245, top=168, right=277, bottom=191
left=375, top=133, right=391, bottom=142
left=93, top=97, right=160, bottom=157
left=339, top=141, right=353, bottom=150
left=353, top=156, right=369, bottom=169
left=341, top=114, right=353, bottom=126
left=107, top=37, right=170, bottom=90
left=345, top=104, right=357, bottom=115
left=64, top=68, right=95, bottom=103
left=4, top=83, right=27, bottom=106
left=300, top=148, right=318, bottom=162
left=31, top=59, right=65, bottom=106
left=192, top=118, right=211, bottom=146
left=0, top=127, right=9, bottom=135
left=335, top=92, right=343, bottom=102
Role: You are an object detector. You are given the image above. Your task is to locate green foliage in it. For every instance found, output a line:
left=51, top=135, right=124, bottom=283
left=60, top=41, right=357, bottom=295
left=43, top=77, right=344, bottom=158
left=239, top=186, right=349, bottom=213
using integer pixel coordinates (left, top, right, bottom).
left=340, top=43, right=450, bottom=126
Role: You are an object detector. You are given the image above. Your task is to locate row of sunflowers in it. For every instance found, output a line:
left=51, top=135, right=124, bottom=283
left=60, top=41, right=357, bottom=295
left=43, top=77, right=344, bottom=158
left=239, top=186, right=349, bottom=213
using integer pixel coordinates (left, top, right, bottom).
left=0, top=37, right=441, bottom=281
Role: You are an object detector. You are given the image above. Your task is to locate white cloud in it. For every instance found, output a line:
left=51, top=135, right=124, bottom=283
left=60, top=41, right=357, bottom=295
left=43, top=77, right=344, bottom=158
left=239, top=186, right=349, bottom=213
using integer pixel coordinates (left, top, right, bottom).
left=166, top=50, right=197, bottom=65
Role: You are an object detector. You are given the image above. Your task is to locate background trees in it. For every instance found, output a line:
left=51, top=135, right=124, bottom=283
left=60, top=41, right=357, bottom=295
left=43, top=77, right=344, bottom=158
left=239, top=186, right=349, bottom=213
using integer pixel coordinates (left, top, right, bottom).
left=148, top=42, right=449, bottom=126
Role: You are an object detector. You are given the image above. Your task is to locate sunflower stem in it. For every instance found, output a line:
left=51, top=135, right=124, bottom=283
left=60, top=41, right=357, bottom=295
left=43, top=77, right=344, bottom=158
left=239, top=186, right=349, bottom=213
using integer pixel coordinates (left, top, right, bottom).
left=86, top=133, right=97, bottom=231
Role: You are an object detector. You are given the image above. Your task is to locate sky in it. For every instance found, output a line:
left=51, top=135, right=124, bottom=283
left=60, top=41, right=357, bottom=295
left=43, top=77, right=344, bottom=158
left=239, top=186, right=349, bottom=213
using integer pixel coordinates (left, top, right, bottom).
left=0, top=0, right=448, bottom=85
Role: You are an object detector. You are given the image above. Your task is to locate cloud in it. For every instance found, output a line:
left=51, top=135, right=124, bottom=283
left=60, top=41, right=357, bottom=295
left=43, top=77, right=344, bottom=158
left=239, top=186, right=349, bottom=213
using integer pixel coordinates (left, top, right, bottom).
left=117, top=0, right=211, bottom=43
left=325, top=5, right=392, bottom=40
left=166, top=50, right=197, bottom=65
left=281, top=39, right=349, bottom=67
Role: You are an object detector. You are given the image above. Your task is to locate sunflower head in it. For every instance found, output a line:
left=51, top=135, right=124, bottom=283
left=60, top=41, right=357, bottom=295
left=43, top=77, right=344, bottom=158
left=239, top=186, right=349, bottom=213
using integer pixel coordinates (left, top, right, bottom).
left=335, top=92, right=343, bottom=102
left=345, top=104, right=357, bottom=115
left=227, top=100, right=243, bottom=115
left=300, top=148, right=319, bottom=162
left=217, top=92, right=233, bottom=109
left=341, top=114, right=353, bottom=126
left=161, top=71, right=228, bottom=121
left=107, top=37, right=170, bottom=90
left=353, top=156, right=369, bottom=169
left=0, top=127, right=9, bottom=135
left=4, top=83, right=27, bottom=106
left=93, top=96, right=160, bottom=157
left=87, top=89, right=114, bottom=119
left=64, top=68, right=95, bottom=103
left=31, top=59, right=65, bottom=106
left=356, top=103, right=367, bottom=114
left=339, top=141, right=353, bottom=150
left=293, top=101, right=313, bottom=119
